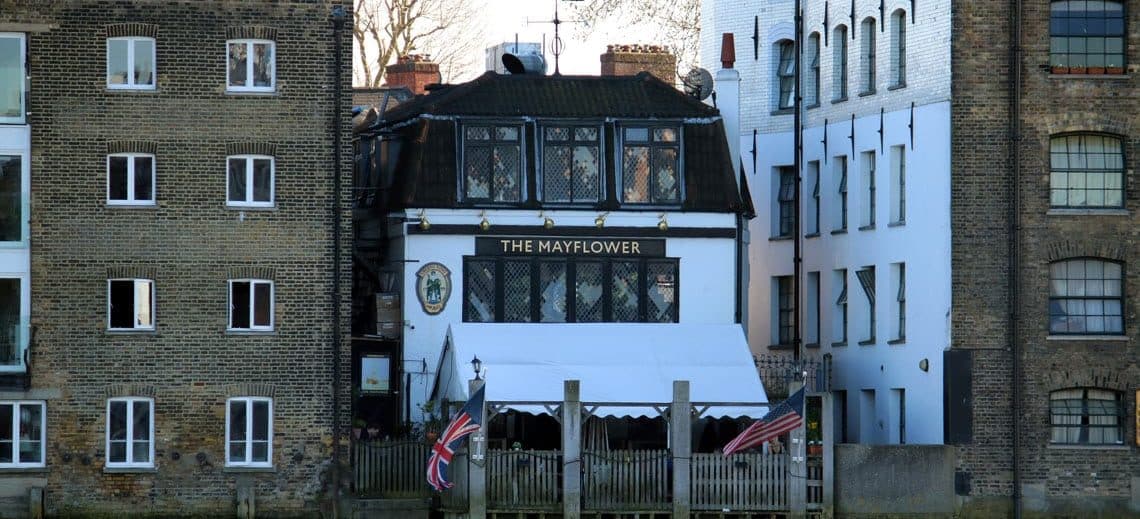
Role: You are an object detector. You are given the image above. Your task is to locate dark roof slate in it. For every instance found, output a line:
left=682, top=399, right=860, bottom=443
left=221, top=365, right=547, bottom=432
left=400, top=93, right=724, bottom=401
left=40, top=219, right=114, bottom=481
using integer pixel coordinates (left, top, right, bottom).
left=377, top=71, right=720, bottom=125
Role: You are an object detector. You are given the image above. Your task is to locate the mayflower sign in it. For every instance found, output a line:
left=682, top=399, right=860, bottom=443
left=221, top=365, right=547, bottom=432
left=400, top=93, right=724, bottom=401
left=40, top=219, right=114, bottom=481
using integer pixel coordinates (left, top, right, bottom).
left=475, top=237, right=665, bottom=257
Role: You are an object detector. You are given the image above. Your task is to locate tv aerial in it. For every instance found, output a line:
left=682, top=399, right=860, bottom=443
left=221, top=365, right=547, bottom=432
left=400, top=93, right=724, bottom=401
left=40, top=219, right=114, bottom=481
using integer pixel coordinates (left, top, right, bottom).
left=681, top=67, right=715, bottom=101
left=526, top=0, right=585, bottom=75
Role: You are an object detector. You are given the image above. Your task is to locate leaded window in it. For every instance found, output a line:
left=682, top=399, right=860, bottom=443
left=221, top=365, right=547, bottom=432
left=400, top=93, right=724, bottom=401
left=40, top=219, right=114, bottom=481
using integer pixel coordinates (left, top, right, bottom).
left=1049, top=258, right=1123, bottom=334
left=543, top=126, right=601, bottom=203
left=1050, top=134, right=1124, bottom=208
left=463, top=256, right=678, bottom=323
left=464, top=125, right=523, bottom=203
left=1050, top=388, right=1123, bottom=444
left=1050, top=0, right=1125, bottom=74
left=621, top=126, right=680, bottom=204
left=777, top=40, right=796, bottom=109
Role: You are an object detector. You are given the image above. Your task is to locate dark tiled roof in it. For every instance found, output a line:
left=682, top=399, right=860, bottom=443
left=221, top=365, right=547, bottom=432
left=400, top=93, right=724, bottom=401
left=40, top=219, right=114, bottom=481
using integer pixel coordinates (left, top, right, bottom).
left=376, top=71, right=720, bottom=125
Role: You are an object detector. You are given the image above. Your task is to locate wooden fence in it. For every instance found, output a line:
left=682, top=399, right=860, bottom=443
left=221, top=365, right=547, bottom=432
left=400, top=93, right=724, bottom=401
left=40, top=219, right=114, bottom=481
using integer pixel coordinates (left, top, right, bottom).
left=440, top=452, right=469, bottom=510
left=354, top=440, right=431, bottom=498
left=690, top=452, right=788, bottom=511
left=487, top=449, right=562, bottom=510
left=582, top=449, right=671, bottom=511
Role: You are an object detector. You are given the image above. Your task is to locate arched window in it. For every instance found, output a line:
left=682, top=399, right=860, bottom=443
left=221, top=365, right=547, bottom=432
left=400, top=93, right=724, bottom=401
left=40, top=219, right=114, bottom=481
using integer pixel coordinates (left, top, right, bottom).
left=807, top=33, right=821, bottom=107
left=1050, top=388, right=1123, bottom=444
left=833, top=25, right=848, bottom=100
left=1049, top=258, right=1123, bottom=335
left=776, top=40, right=796, bottom=109
left=860, top=18, right=876, bottom=94
left=1049, top=134, right=1124, bottom=208
left=1050, top=0, right=1125, bottom=74
left=890, top=10, right=907, bottom=86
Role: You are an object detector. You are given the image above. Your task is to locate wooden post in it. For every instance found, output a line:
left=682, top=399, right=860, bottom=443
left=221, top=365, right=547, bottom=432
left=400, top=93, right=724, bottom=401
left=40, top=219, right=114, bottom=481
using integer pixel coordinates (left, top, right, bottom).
left=562, top=380, right=582, bottom=518
left=468, top=378, right=487, bottom=518
left=788, top=382, right=807, bottom=519
left=821, top=391, right=835, bottom=518
left=671, top=380, right=692, bottom=519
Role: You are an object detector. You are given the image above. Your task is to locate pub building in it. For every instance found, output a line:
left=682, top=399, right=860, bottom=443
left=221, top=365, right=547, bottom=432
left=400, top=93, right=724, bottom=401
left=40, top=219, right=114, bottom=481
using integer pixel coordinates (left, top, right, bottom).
left=352, top=68, right=766, bottom=450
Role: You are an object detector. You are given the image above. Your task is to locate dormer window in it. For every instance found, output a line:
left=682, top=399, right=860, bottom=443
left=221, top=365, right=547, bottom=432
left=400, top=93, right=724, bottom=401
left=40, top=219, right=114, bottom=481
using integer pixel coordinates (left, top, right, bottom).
left=621, top=126, right=680, bottom=205
left=463, top=124, right=523, bottom=203
left=542, top=126, right=601, bottom=203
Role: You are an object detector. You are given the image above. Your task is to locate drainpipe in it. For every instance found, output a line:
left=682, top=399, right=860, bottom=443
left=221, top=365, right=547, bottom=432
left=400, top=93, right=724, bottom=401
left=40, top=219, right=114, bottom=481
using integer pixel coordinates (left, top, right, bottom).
left=793, top=0, right=804, bottom=364
left=1008, top=0, right=1022, bottom=515
left=331, top=5, right=346, bottom=518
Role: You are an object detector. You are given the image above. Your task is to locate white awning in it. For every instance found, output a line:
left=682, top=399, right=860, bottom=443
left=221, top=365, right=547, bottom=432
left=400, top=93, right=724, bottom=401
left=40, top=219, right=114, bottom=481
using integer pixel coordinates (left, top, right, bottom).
left=432, top=323, right=769, bottom=419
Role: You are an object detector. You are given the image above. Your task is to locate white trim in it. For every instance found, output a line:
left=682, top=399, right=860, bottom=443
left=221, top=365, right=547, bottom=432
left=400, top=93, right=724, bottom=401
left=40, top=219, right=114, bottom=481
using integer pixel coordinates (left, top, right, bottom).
left=225, top=397, right=273, bottom=468
left=106, top=278, right=156, bottom=331
left=106, top=153, right=156, bottom=206
left=106, top=37, right=156, bottom=90
left=227, top=279, right=274, bottom=331
left=225, top=155, right=275, bottom=207
left=105, top=397, right=155, bottom=469
left=0, top=401, right=45, bottom=468
left=225, top=39, right=275, bottom=92
left=0, top=33, right=26, bottom=124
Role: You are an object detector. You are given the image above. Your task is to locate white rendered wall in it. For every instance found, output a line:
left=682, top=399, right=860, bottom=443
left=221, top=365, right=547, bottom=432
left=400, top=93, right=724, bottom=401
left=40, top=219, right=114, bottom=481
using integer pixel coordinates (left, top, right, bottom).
left=395, top=209, right=741, bottom=420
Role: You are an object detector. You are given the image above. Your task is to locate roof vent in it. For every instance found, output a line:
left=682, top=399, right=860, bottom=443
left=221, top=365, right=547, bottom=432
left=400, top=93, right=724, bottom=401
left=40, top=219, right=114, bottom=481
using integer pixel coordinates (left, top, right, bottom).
left=502, top=52, right=547, bottom=75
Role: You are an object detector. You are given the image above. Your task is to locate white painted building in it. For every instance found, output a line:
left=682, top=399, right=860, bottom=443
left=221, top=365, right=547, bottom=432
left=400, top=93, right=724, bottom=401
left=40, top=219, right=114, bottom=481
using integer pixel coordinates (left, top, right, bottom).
left=702, top=0, right=951, bottom=444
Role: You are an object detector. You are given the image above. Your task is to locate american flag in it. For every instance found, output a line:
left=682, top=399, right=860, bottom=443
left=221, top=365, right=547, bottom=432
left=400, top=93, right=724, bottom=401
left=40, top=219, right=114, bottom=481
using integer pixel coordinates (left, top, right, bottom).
left=722, top=387, right=805, bottom=456
left=426, top=385, right=485, bottom=491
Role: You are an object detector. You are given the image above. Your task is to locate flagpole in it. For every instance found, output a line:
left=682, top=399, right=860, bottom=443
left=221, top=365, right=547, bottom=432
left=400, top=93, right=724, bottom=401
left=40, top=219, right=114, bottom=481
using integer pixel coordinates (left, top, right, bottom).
left=468, top=377, right=487, bottom=518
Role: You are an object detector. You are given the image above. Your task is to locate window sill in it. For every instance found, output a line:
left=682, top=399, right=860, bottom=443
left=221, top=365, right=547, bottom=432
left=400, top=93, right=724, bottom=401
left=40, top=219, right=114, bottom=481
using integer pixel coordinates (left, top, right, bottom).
left=225, top=89, right=279, bottom=96
left=226, top=204, right=277, bottom=211
left=830, top=229, right=848, bottom=235
left=106, top=86, right=157, bottom=92
left=771, top=108, right=795, bottom=116
left=104, top=466, right=157, bottom=474
left=769, top=235, right=794, bottom=242
left=887, top=338, right=905, bottom=345
left=1045, top=443, right=1130, bottom=451
left=226, top=330, right=277, bottom=336
left=223, top=466, right=276, bottom=473
left=107, top=202, right=157, bottom=208
left=1046, top=335, right=1128, bottom=341
left=1047, top=74, right=1130, bottom=80
left=858, top=90, right=876, bottom=97
left=1046, top=208, right=1128, bottom=216
left=804, top=342, right=820, bottom=349
left=0, top=466, right=47, bottom=473
left=888, top=220, right=905, bottom=227
left=831, top=341, right=847, bottom=347
left=806, top=103, right=821, bottom=110
left=767, top=343, right=795, bottom=351
left=805, top=232, right=820, bottom=239
left=106, top=329, right=156, bottom=335
left=858, top=338, right=876, bottom=346
left=831, top=96, right=848, bottom=104
left=887, top=82, right=907, bottom=91
left=858, top=224, right=875, bottom=231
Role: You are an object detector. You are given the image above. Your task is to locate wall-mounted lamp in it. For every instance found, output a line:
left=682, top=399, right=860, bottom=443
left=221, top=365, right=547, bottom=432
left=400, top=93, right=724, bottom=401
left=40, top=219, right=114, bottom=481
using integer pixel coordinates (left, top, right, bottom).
left=919, top=358, right=929, bottom=372
left=479, top=210, right=491, bottom=231
left=539, top=210, right=554, bottom=229
left=417, top=209, right=430, bottom=230
left=595, top=212, right=609, bottom=228
left=471, top=355, right=483, bottom=380
left=657, top=213, right=669, bottom=232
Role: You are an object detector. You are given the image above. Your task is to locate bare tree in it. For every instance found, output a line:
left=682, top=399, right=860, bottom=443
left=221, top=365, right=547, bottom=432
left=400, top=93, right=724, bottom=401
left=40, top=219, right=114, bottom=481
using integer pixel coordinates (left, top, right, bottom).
left=354, top=0, right=486, bottom=87
left=570, top=0, right=701, bottom=74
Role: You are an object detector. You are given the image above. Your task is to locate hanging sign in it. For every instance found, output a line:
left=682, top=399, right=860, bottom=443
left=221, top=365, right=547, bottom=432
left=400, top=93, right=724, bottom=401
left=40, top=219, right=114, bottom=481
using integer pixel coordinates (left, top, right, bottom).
left=416, top=262, right=452, bottom=315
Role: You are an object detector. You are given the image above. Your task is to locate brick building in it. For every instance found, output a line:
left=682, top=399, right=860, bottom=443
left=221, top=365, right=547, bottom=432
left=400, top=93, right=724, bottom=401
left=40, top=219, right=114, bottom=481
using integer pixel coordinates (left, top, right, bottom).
left=0, top=1, right=351, bottom=516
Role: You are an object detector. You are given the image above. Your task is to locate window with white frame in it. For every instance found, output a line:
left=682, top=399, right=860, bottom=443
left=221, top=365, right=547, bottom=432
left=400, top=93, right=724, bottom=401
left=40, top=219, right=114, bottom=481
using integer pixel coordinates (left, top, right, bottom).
left=833, top=269, right=848, bottom=344
left=107, top=154, right=155, bottom=205
left=808, top=160, right=820, bottom=235
left=229, top=279, right=273, bottom=331
left=226, top=397, right=272, bottom=467
left=834, top=156, right=848, bottom=230
left=107, top=37, right=155, bottom=89
left=227, top=155, right=274, bottom=207
left=106, top=397, right=153, bottom=468
left=893, top=262, right=906, bottom=341
left=0, top=33, right=26, bottom=123
left=833, top=26, right=849, bottom=100
left=0, top=278, right=24, bottom=368
left=1, top=154, right=24, bottom=242
left=860, top=18, right=877, bottom=94
left=0, top=401, right=43, bottom=467
left=891, top=10, right=907, bottom=86
left=1050, top=388, right=1123, bottom=444
left=108, top=279, right=155, bottom=331
left=807, top=33, right=821, bottom=107
left=1049, top=134, right=1124, bottom=208
left=776, top=40, right=796, bottom=110
left=856, top=266, right=875, bottom=343
left=890, top=145, right=906, bottom=223
left=227, top=40, right=275, bottom=91
left=776, top=167, right=796, bottom=238
left=1049, top=258, right=1123, bottom=334
left=860, top=151, right=876, bottom=227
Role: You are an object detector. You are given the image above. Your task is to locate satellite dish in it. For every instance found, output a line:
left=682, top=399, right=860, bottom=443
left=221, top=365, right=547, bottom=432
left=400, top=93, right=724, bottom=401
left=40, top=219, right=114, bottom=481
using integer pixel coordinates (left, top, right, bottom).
left=682, top=67, right=714, bottom=100
left=502, top=53, right=547, bottom=75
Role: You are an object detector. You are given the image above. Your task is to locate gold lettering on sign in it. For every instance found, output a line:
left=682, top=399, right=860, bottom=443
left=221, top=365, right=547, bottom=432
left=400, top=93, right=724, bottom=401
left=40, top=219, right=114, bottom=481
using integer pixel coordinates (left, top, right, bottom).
left=488, top=238, right=655, bottom=256
left=632, top=242, right=641, bottom=254
left=538, top=241, right=552, bottom=253
left=500, top=239, right=511, bottom=252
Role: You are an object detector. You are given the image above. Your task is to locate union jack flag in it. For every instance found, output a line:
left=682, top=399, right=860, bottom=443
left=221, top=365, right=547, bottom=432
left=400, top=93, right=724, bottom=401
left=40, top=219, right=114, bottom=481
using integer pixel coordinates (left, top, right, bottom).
left=722, top=387, right=805, bottom=456
left=426, top=384, right=485, bottom=491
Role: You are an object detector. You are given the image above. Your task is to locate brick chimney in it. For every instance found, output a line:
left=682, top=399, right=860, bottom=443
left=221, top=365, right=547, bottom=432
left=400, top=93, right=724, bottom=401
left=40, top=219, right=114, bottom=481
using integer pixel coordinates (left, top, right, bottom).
left=383, top=54, right=441, bottom=95
left=600, top=44, right=677, bottom=85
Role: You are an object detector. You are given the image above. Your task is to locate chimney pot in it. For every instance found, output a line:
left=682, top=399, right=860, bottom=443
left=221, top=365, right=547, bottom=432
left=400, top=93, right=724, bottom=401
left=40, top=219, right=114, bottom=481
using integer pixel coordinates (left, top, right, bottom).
left=720, top=33, right=736, bottom=69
